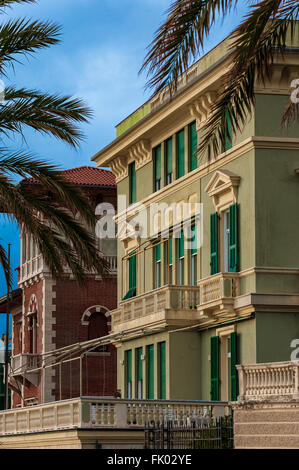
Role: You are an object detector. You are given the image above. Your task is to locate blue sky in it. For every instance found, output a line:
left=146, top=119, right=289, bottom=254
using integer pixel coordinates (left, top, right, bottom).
left=0, top=0, right=248, bottom=317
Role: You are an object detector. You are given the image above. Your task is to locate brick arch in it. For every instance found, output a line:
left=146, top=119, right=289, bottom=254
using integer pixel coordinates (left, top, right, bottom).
left=81, top=305, right=110, bottom=326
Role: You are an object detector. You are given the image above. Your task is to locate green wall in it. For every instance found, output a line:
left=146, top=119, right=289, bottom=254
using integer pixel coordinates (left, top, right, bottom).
left=256, top=312, right=299, bottom=363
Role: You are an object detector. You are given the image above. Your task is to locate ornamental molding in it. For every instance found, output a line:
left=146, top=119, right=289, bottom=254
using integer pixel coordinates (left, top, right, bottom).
left=81, top=305, right=110, bottom=326
left=110, top=139, right=152, bottom=183
left=205, top=169, right=240, bottom=212
left=189, top=91, right=218, bottom=130
left=255, top=64, right=299, bottom=93
left=128, top=139, right=152, bottom=170
left=110, top=155, right=128, bottom=184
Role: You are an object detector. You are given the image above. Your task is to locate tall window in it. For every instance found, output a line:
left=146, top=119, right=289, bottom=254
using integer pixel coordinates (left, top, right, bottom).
left=123, top=251, right=136, bottom=300
left=224, top=210, right=230, bottom=273
left=154, top=145, right=162, bottom=191
left=176, top=129, right=185, bottom=179
left=88, top=312, right=108, bottom=352
left=136, top=347, right=143, bottom=399
left=147, top=344, right=154, bottom=399
left=210, top=332, right=238, bottom=401
left=190, top=224, right=197, bottom=285
left=125, top=350, right=132, bottom=399
left=164, top=237, right=173, bottom=285
left=129, top=162, right=137, bottom=204
left=177, top=230, right=185, bottom=285
left=28, top=313, right=37, bottom=354
left=158, top=342, right=166, bottom=399
left=165, top=137, right=173, bottom=185
left=189, top=121, right=198, bottom=171
left=154, top=244, right=161, bottom=289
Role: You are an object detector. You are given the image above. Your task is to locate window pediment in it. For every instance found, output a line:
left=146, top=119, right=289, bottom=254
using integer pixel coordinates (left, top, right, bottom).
left=205, top=170, right=240, bottom=212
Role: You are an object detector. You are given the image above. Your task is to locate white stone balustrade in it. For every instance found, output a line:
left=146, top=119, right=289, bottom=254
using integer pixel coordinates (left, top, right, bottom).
left=112, top=285, right=200, bottom=332
left=19, top=255, right=44, bottom=283
left=198, top=273, right=240, bottom=305
left=0, top=397, right=230, bottom=436
left=237, top=361, right=299, bottom=400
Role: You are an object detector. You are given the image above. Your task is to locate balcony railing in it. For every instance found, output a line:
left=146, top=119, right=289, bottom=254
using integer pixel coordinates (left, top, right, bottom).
left=19, top=254, right=117, bottom=283
left=0, top=397, right=230, bottom=436
left=19, top=255, right=43, bottom=283
left=112, top=285, right=200, bottom=332
left=198, top=272, right=240, bottom=305
left=105, top=255, right=117, bottom=274
left=237, top=361, right=299, bottom=400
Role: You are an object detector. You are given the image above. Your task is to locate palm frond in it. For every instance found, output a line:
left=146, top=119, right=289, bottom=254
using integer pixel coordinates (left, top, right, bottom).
left=0, top=18, right=61, bottom=75
left=0, top=151, right=96, bottom=226
left=0, top=242, right=12, bottom=290
left=0, top=87, right=92, bottom=148
left=0, top=0, right=35, bottom=9
left=0, top=175, right=109, bottom=283
left=140, top=0, right=238, bottom=93
left=198, top=0, right=299, bottom=159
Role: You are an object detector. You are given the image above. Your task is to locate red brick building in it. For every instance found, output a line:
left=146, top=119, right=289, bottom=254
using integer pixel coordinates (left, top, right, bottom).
left=9, top=166, right=117, bottom=408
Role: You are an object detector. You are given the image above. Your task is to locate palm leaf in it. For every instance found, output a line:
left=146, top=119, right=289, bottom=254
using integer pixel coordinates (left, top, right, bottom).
left=0, top=87, right=92, bottom=148
left=0, top=18, right=61, bottom=75
left=140, top=0, right=238, bottom=93
left=0, top=242, right=11, bottom=290
left=198, top=0, right=299, bottom=159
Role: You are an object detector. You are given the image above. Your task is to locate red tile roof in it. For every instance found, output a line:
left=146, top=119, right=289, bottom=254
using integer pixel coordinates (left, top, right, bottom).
left=22, top=166, right=115, bottom=187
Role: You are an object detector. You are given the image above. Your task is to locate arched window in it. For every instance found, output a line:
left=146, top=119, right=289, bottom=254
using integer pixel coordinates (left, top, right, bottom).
left=81, top=305, right=110, bottom=353
left=27, top=295, right=39, bottom=355
left=88, top=312, right=108, bottom=341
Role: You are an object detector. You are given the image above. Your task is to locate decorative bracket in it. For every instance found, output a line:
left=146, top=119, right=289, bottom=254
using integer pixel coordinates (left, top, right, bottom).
left=189, top=91, right=217, bottom=130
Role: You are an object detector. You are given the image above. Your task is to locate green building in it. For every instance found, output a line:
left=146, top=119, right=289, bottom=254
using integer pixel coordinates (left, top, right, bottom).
left=93, top=31, right=299, bottom=402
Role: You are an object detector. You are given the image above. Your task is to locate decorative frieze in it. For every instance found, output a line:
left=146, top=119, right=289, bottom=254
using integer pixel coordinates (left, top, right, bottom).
left=110, top=155, right=128, bottom=184
left=129, top=139, right=151, bottom=170
left=189, top=91, right=218, bottom=130
left=110, top=139, right=152, bottom=183
left=205, top=169, right=240, bottom=212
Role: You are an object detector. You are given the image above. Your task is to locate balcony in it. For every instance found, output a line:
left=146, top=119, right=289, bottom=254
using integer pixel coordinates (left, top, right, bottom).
left=237, top=361, right=299, bottom=401
left=19, top=255, right=44, bottom=284
left=111, top=285, right=201, bottom=333
left=0, top=397, right=230, bottom=436
left=105, top=255, right=117, bottom=274
left=10, top=354, right=40, bottom=386
left=112, top=273, right=240, bottom=333
left=197, top=272, right=240, bottom=319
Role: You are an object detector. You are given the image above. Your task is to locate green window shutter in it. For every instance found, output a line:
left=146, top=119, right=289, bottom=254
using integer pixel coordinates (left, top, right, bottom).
left=159, top=342, right=166, bottom=399
left=165, top=138, right=173, bottom=181
left=230, top=332, right=238, bottom=401
left=191, top=224, right=197, bottom=255
left=210, top=336, right=220, bottom=401
left=154, top=145, right=161, bottom=188
left=189, top=121, right=198, bottom=171
left=123, top=251, right=137, bottom=300
left=129, top=162, right=137, bottom=204
left=169, top=237, right=173, bottom=265
left=210, top=212, right=219, bottom=275
left=225, top=108, right=232, bottom=151
left=155, top=244, right=161, bottom=262
left=229, top=203, right=239, bottom=273
left=147, top=344, right=154, bottom=399
left=125, top=350, right=132, bottom=398
left=129, top=252, right=136, bottom=289
left=176, top=129, right=185, bottom=178
left=136, top=347, right=143, bottom=381
left=179, top=230, right=184, bottom=258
